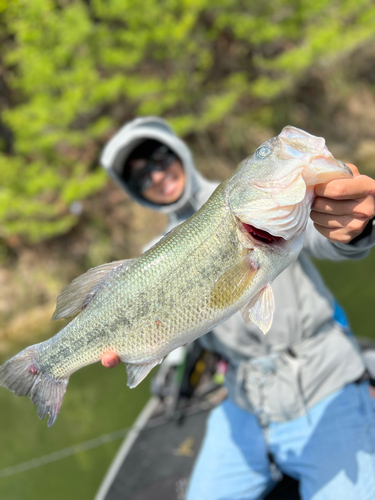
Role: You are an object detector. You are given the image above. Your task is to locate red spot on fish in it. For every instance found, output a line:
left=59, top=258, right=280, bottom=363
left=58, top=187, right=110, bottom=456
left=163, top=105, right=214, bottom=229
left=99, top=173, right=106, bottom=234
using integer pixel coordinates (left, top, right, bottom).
left=156, top=320, right=162, bottom=326
left=243, top=223, right=282, bottom=244
left=29, top=365, right=37, bottom=375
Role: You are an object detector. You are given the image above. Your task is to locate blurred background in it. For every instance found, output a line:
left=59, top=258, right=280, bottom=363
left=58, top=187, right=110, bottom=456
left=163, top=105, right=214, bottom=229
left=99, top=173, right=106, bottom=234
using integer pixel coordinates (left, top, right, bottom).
left=0, top=0, right=374, bottom=498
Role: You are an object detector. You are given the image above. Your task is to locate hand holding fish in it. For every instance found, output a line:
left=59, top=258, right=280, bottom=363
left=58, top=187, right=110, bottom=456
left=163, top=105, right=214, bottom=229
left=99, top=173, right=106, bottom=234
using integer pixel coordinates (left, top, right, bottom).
left=311, top=164, right=375, bottom=243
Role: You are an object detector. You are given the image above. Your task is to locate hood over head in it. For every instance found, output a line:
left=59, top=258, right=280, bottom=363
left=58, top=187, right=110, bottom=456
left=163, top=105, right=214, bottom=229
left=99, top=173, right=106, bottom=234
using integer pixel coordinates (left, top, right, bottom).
left=100, top=117, right=211, bottom=217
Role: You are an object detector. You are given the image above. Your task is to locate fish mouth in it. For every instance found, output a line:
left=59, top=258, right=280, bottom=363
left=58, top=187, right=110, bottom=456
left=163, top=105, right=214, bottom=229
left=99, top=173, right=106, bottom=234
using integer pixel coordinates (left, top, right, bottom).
left=278, top=126, right=353, bottom=184
left=242, top=223, right=282, bottom=244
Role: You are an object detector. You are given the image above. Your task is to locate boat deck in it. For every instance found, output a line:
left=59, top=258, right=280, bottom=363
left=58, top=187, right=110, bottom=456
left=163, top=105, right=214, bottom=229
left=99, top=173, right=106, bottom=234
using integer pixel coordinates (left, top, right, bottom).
left=101, top=401, right=209, bottom=500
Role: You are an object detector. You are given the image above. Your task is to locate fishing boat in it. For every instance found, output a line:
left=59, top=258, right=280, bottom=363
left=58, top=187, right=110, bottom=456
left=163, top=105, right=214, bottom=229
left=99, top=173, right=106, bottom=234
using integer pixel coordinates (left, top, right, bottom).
left=96, top=338, right=375, bottom=500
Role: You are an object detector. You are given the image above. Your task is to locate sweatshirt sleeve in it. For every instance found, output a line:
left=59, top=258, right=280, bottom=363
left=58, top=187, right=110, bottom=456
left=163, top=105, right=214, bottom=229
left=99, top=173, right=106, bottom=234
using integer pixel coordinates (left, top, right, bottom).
left=303, top=218, right=375, bottom=261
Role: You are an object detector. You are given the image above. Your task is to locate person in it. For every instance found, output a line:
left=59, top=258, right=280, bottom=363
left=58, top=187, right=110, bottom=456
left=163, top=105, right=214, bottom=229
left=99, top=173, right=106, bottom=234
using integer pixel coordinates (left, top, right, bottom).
left=100, top=116, right=375, bottom=499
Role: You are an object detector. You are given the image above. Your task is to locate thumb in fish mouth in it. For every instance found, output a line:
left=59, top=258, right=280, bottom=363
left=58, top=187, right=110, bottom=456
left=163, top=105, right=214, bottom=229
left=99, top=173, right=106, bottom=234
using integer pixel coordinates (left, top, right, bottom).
left=278, top=126, right=353, bottom=185
left=344, top=164, right=357, bottom=176
left=302, top=156, right=353, bottom=186
left=313, top=163, right=356, bottom=196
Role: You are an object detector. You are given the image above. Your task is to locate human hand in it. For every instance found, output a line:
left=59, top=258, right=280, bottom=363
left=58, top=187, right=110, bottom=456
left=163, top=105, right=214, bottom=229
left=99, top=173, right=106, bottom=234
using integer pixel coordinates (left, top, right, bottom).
left=311, top=164, right=375, bottom=243
left=101, top=351, right=121, bottom=369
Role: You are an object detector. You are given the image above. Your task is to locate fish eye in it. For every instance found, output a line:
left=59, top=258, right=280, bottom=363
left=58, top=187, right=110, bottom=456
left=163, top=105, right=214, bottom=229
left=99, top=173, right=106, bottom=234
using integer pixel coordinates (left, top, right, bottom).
left=256, top=146, right=271, bottom=158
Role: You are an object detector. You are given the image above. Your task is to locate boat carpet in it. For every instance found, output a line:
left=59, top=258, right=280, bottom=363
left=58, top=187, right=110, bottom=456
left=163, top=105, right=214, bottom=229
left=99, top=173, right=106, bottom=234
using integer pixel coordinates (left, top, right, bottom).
left=103, top=408, right=210, bottom=500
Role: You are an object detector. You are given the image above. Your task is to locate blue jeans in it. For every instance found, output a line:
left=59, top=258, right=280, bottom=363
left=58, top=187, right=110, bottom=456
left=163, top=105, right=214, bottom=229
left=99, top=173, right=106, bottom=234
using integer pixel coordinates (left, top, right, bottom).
left=187, top=382, right=375, bottom=500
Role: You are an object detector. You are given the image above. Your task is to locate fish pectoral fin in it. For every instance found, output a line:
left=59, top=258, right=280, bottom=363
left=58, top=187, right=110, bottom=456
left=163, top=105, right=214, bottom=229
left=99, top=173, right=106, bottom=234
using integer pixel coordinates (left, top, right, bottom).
left=240, top=284, right=275, bottom=334
left=126, top=359, right=163, bottom=389
left=209, top=254, right=258, bottom=310
left=52, top=259, right=133, bottom=320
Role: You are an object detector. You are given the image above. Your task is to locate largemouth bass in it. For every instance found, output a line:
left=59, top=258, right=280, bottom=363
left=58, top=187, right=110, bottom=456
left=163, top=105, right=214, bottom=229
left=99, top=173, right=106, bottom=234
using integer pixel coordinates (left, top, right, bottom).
left=0, top=126, right=352, bottom=426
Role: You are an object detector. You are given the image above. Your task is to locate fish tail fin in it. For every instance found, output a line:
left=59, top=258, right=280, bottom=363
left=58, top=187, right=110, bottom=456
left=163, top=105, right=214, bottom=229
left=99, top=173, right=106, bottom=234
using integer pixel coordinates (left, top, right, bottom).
left=0, top=345, right=69, bottom=427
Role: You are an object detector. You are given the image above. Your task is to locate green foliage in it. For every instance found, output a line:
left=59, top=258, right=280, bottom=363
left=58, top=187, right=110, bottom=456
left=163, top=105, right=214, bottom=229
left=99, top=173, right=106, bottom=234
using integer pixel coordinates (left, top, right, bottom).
left=0, top=0, right=375, bottom=242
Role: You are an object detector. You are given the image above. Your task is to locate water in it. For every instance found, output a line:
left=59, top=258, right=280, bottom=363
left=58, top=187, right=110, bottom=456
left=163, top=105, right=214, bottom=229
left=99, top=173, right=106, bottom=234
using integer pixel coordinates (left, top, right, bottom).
left=314, top=249, right=375, bottom=340
left=0, top=251, right=374, bottom=499
left=0, top=336, right=151, bottom=500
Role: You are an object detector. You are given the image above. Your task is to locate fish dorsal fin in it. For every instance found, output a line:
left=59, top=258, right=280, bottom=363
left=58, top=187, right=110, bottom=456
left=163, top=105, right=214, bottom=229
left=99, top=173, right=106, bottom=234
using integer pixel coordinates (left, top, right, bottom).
left=126, top=359, right=163, bottom=388
left=241, top=284, right=275, bottom=334
left=52, top=259, right=131, bottom=320
left=209, top=253, right=259, bottom=310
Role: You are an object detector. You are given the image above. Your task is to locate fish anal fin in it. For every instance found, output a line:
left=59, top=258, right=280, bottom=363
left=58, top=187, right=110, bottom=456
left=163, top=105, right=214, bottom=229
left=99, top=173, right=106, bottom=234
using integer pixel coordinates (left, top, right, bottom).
left=52, top=259, right=132, bottom=321
left=210, top=254, right=258, bottom=310
left=241, top=284, right=275, bottom=334
left=126, top=359, right=163, bottom=389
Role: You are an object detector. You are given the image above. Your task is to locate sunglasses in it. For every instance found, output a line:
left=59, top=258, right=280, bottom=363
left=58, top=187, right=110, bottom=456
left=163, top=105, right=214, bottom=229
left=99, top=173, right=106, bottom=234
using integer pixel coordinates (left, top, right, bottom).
left=128, top=148, right=177, bottom=192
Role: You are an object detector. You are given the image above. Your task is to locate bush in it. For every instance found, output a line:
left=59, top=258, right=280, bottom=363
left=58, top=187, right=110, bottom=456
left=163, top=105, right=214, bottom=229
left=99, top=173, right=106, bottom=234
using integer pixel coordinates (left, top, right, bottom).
left=0, top=0, right=374, bottom=242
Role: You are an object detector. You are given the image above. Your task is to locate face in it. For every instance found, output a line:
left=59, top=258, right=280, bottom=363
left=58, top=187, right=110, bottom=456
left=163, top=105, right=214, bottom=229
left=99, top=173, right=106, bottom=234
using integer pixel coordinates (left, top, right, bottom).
left=129, top=158, right=186, bottom=205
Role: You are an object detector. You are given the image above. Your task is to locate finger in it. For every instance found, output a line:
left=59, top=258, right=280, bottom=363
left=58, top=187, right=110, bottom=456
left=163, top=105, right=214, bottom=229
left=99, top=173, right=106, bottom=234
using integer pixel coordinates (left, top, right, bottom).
left=313, top=223, right=353, bottom=244
left=310, top=212, right=366, bottom=231
left=315, top=174, right=375, bottom=200
left=101, top=352, right=121, bottom=369
left=312, top=196, right=374, bottom=218
left=312, top=197, right=359, bottom=216
left=345, top=164, right=360, bottom=176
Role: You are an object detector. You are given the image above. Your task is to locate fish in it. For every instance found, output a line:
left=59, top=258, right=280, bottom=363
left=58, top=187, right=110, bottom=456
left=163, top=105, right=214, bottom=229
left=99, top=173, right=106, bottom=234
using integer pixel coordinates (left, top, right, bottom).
left=0, top=126, right=352, bottom=426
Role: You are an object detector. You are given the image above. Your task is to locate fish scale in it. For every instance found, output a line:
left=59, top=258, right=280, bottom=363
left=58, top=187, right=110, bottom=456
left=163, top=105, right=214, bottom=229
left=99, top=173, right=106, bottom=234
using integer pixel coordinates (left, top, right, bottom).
left=0, top=126, right=353, bottom=426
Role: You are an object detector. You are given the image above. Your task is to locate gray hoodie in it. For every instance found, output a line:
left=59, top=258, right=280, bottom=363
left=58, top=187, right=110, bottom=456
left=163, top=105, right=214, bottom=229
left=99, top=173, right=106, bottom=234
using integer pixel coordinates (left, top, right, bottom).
left=101, top=117, right=217, bottom=237
left=101, top=117, right=375, bottom=424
